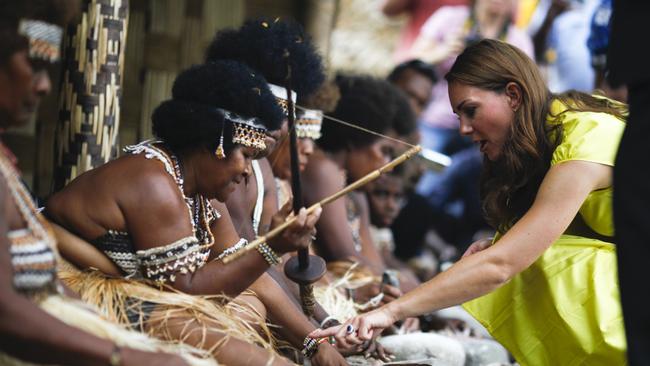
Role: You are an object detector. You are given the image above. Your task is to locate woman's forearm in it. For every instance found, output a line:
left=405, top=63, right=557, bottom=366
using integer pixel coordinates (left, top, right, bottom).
left=386, top=247, right=510, bottom=321
left=175, top=250, right=270, bottom=297
left=250, top=273, right=316, bottom=347
left=0, top=293, right=115, bottom=366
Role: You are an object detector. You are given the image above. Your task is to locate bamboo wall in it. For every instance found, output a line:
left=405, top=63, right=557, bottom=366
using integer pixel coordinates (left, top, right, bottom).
left=53, top=0, right=129, bottom=191
left=5, top=0, right=335, bottom=198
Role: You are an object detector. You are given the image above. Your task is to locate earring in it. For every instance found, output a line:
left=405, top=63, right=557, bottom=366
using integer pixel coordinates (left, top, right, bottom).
left=215, top=129, right=226, bottom=159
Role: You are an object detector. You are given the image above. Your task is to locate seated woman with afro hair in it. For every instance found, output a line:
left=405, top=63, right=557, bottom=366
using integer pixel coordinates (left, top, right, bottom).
left=302, top=75, right=421, bottom=301
left=46, top=60, right=323, bottom=366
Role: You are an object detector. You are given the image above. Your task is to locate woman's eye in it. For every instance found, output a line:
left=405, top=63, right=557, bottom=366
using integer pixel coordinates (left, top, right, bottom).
left=464, top=107, right=476, bottom=118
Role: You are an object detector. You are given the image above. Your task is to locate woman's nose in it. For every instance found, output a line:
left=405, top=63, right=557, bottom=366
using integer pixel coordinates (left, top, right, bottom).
left=242, top=162, right=251, bottom=178
left=459, top=120, right=473, bottom=135
left=33, top=71, right=51, bottom=96
left=299, top=138, right=314, bottom=156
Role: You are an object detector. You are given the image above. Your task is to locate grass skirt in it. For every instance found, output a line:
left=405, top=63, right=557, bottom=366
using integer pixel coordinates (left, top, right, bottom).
left=0, top=294, right=217, bottom=365
left=58, top=261, right=280, bottom=361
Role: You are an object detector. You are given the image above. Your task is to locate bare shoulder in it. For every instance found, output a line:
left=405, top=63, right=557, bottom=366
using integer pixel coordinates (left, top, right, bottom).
left=302, top=151, right=345, bottom=197
left=110, top=154, right=187, bottom=219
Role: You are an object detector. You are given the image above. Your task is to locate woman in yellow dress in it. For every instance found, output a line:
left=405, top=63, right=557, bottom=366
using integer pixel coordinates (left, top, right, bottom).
left=311, top=39, right=628, bottom=366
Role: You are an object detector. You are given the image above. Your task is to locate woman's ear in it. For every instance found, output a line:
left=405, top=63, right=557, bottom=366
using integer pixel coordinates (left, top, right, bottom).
left=505, top=82, right=522, bottom=111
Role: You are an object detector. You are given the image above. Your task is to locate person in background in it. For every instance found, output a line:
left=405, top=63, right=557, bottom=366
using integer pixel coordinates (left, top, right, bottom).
left=387, top=59, right=437, bottom=121
left=381, top=0, right=468, bottom=62
left=313, top=39, right=628, bottom=366
left=410, top=0, right=534, bottom=157
left=0, top=1, right=201, bottom=365
left=586, top=0, right=626, bottom=102
left=528, top=0, right=600, bottom=92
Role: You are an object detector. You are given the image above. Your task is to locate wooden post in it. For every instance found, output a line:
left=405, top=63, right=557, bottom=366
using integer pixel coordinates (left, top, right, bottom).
left=53, top=0, right=129, bottom=190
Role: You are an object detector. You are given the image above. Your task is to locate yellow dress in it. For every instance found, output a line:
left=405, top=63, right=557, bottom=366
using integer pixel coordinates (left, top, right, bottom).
left=463, top=100, right=627, bottom=365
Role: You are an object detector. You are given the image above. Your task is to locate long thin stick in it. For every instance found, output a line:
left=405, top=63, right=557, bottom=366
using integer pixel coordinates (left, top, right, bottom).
left=223, top=145, right=422, bottom=264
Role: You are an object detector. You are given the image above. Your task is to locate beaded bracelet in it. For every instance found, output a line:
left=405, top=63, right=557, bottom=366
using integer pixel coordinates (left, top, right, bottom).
left=302, top=336, right=331, bottom=359
left=216, top=238, right=248, bottom=261
left=301, top=337, right=319, bottom=358
left=256, top=242, right=282, bottom=266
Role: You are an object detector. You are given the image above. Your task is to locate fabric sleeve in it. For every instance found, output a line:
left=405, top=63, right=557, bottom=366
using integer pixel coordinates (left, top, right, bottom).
left=551, top=111, right=625, bottom=167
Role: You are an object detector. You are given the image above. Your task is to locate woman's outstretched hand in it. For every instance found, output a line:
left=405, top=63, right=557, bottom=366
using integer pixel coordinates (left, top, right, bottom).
left=308, top=307, right=397, bottom=349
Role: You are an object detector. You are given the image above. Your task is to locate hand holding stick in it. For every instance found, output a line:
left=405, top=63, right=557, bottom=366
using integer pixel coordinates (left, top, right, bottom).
left=223, top=145, right=422, bottom=264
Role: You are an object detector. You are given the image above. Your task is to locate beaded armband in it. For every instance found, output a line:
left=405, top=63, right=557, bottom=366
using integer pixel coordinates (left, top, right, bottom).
left=256, top=242, right=282, bottom=266
left=137, top=236, right=211, bottom=284
left=216, top=238, right=249, bottom=261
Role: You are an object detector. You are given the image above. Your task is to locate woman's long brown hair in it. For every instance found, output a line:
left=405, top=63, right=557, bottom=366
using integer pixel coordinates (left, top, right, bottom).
left=446, top=39, right=626, bottom=232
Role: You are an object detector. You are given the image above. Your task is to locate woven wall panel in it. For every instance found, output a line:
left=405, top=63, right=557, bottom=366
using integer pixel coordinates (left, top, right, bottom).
left=138, top=0, right=245, bottom=140
left=53, top=0, right=129, bottom=190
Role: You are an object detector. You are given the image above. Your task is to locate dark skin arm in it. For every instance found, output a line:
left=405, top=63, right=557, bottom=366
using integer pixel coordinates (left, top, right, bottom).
left=0, top=175, right=186, bottom=366
left=47, top=156, right=316, bottom=298
left=123, top=169, right=313, bottom=297
left=227, top=159, right=337, bottom=340
left=250, top=273, right=348, bottom=366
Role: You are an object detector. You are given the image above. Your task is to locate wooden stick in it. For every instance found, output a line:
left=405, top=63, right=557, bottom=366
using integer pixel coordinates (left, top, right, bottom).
left=223, top=145, right=422, bottom=263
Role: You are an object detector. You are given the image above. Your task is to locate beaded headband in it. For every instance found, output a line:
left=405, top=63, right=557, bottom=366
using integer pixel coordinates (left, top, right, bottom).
left=296, top=108, right=323, bottom=140
left=268, top=83, right=297, bottom=118
left=214, top=108, right=267, bottom=158
left=17, top=19, right=63, bottom=63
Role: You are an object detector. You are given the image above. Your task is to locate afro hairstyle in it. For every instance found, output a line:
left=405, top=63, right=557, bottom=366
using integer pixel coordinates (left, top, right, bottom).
left=205, top=17, right=325, bottom=97
left=152, top=60, right=284, bottom=154
left=387, top=59, right=438, bottom=84
left=318, top=75, right=404, bottom=152
left=300, top=79, right=341, bottom=113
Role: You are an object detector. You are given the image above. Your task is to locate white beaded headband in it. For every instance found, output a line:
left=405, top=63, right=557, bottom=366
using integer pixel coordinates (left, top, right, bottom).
left=296, top=108, right=323, bottom=140
left=18, top=19, right=63, bottom=63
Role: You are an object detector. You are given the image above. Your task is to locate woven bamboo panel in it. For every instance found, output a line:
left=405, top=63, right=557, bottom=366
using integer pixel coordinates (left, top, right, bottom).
left=138, top=0, right=245, bottom=140
left=53, top=0, right=129, bottom=190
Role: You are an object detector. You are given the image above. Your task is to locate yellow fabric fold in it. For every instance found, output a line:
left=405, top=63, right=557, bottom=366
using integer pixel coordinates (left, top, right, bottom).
left=463, top=235, right=626, bottom=366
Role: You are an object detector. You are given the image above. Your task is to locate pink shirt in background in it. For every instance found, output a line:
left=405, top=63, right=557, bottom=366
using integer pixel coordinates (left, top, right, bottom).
left=418, top=6, right=534, bottom=129
left=393, top=0, right=469, bottom=62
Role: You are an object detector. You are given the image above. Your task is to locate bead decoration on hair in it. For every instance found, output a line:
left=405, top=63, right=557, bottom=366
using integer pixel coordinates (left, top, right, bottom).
left=18, top=19, right=63, bottom=63
left=296, top=108, right=323, bottom=140
left=256, top=242, right=282, bottom=266
left=268, top=83, right=297, bottom=118
left=215, top=128, right=226, bottom=158
left=215, top=108, right=267, bottom=151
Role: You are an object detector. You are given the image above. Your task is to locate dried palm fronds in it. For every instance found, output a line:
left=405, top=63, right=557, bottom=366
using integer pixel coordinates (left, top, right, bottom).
left=58, top=261, right=278, bottom=356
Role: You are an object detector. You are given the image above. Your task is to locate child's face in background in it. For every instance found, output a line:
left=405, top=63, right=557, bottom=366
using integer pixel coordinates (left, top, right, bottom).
left=367, top=174, right=404, bottom=228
